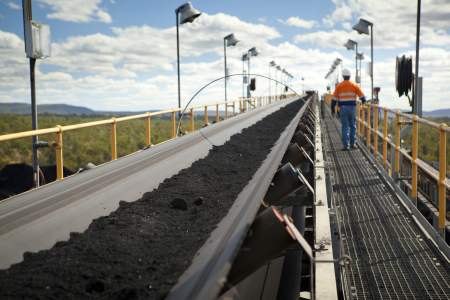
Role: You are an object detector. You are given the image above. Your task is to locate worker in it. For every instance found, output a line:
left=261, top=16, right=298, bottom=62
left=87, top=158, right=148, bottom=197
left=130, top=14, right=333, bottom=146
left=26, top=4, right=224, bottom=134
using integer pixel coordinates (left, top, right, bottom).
left=331, top=68, right=366, bottom=151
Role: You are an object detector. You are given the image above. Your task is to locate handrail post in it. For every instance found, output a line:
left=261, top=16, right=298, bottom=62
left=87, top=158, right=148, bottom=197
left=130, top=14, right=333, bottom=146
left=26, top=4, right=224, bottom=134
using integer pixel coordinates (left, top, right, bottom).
left=146, top=113, right=151, bottom=146
left=395, top=111, right=401, bottom=179
left=55, top=125, right=63, bottom=180
left=412, top=115, right=418, bottom=207
left=233, top=102, right=236, bottom=116
left=171, top=109, right=176, bottom=138
left=361, top=103, right=365, bottom=140
left=367, top=105, right=371, bottom=148
left=204, top=105, right=208, bottom=125
left=383, top=108, right=388, bottom=166
left=239, top=101, right=242, bottom=114
left=357, top=101, right=360, bottom=137
left=190, top=107, right=194, bottom=132
left=216, top=103, right=219, bottom=123
left=111, top=118, right=117, bottom=161
left=438, top=123, right=447, bottom=239
left=225, top=102, right=228, bottom=119
left=374, top=106, right=378, bottom=155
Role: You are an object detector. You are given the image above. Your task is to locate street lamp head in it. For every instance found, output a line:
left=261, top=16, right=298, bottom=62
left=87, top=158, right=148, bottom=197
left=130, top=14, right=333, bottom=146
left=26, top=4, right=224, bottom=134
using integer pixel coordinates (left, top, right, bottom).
left=176, top=2, right=201, bottom=24
left=225, top=33, right=240, bottom=47
left=276, top=66, right=281, bottom=70
left=343, top=39, right=357, bottom=50
left=356, top=51, right=365, bottom=60
left=352, top=18, right=373, bottom=35
left=269, top=61, right=276, bottom=67
left=334, top=58, right=342, bottom=65
left=242, top=53, right=249, bottom=61
left=249, top=47, right=260, bottom=57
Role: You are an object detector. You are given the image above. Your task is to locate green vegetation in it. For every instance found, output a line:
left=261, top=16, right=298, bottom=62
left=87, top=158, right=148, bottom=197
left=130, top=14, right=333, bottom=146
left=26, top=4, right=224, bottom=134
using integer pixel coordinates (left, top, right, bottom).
left=0, top=113, right=215, bottom=172
left=379, top=116, right=450, bottom=173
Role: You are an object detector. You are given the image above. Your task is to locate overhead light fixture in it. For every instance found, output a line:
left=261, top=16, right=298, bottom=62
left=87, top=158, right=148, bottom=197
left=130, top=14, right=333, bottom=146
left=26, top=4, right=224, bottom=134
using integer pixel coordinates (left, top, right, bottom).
left=249, top=47, right=260, bottom=57
left=25, top=21, right=51, bottom=59
left=225, top=33, right=240, bottom=47
left=352, top=18, right=373, bottom=35
left=269, top=61, right=276, bottom=67
left=176, top=2, right=201, bottom=24
left=343, top=39, right=357, bottom=51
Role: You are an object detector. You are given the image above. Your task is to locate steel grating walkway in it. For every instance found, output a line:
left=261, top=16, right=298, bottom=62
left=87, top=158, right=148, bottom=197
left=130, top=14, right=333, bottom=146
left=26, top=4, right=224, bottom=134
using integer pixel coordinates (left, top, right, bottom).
left=323, top=107, right=450, bottom=299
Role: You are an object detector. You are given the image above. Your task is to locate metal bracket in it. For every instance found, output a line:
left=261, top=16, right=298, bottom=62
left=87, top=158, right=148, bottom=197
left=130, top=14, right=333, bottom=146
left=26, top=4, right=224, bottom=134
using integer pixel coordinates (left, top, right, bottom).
left=33, top=141, right=61, bottom=149
left=283, top=215, right=352, bottom=300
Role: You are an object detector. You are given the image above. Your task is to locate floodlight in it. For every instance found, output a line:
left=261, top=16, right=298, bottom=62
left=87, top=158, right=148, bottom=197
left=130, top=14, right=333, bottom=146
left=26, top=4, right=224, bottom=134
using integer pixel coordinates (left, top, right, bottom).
left=176, top=2, right=201, bottom=24
left=352, top=18, right=373, bottom=35
left=25, top=21, right=51, bottom=59
left=343, top=39, right=357, bottom=50
left=249, top=47, right=260, bottom=57
left=225, top=33, right=240, bottom=47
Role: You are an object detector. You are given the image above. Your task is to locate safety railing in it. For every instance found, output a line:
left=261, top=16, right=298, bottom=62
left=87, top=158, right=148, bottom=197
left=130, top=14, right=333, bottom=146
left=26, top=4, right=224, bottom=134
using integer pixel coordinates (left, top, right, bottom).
left=0, top=94, right=295, bottom=183
left=356, top=100, right=449, bottom=239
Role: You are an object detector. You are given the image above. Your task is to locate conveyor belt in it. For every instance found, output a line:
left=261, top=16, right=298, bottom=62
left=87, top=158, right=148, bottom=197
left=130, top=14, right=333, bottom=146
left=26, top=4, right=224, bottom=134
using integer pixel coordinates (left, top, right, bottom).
left=0, top=96, right=303, bottom=269
left=323, top=106, right=450, bottom=299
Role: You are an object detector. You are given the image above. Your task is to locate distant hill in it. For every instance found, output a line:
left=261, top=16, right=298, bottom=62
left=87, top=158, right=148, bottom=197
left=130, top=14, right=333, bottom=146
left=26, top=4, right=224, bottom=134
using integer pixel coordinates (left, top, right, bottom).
left=423, top=109, right=450, bottom=117
left=0, top=103, right=233, bottom=117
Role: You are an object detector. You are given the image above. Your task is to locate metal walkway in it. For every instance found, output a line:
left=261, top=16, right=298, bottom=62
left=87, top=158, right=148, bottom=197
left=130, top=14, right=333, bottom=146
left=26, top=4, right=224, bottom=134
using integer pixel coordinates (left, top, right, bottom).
left=323, top=107, right=450, bottom=299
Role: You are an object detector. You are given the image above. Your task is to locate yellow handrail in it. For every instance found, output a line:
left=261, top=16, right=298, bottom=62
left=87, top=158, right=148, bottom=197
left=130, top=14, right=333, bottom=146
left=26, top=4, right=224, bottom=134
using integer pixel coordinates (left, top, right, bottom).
left=0, top=94, right=296, bottom=183
left=323, top=94, right=449, bottom=239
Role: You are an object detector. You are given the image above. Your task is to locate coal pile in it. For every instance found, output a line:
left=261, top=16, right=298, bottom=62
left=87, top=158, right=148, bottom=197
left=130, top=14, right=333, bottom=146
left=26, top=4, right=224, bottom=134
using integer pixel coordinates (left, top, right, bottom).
left=0, top=97, right=308, bottom=300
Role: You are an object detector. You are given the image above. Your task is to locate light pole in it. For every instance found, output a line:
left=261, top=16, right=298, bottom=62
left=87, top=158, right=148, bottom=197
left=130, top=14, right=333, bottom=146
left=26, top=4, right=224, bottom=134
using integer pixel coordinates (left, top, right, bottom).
left=247, top=47, right=260, bottom=98
left=269, top=61, right=276, bottom=102
left=275, top=66, right=281, bottom=100
left=344, top=39, right=358, bottom=85
left=282, top=69, right=287, bottom=95
left=223, top=33, right=240, bottom=103
left=353, top=18, right=373, bottom=101
left=176, top=2, right=201, bottom=122
left=22, top=0, right=51, bottom=187
left=242, top=54, right=248, bottom=100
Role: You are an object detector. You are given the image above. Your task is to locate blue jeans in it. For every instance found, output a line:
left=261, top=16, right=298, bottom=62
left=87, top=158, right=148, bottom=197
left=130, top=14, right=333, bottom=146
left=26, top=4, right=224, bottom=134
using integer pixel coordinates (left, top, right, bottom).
left=339, top=105, right=356, bottom=147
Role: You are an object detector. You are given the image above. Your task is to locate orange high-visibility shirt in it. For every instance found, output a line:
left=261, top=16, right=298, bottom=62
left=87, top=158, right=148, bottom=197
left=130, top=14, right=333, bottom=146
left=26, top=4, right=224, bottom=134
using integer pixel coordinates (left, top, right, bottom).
left=332, top=80, right=365, bottom=107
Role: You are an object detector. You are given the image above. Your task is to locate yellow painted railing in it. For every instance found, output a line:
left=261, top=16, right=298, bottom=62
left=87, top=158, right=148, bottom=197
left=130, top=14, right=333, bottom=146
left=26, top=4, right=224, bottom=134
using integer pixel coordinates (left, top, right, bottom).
left=0, top=94, right=295, bottom=182
left=333, top=97, right=449, bottom=238
left=324, top=94, right=449, bottom=238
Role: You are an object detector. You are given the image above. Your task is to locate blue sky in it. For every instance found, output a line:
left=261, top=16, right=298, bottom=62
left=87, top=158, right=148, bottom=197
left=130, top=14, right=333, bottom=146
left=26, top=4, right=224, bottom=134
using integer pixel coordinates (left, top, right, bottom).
left=1, top=0, right=449, bottom=112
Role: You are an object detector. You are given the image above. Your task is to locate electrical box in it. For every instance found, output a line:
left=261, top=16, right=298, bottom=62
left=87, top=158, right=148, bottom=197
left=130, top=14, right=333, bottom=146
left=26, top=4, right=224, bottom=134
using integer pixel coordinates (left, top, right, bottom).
left=366, top=62, right=372, bottom=77
left=226, top=68, right=230, bottom=83
left=250, top=78, right=256, bottom=91
left=243, top=76, right=248, bottom=84
left=25, top=21, right=51, bottom=59
left=356, top=76, right=361, bottom=83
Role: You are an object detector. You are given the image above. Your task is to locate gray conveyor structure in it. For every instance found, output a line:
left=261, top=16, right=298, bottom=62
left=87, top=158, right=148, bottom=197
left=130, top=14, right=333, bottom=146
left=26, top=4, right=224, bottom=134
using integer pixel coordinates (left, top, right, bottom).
left=323, top=104, right=450, bottom=299
left=0, top=96, right=303, bottom=270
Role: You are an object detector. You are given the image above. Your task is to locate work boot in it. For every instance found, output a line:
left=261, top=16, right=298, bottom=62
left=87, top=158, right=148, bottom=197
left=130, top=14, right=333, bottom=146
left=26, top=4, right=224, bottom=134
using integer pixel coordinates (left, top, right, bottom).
left=341, top=147, right=349, bottom=151
left=350, top=145, right=357, bottom=149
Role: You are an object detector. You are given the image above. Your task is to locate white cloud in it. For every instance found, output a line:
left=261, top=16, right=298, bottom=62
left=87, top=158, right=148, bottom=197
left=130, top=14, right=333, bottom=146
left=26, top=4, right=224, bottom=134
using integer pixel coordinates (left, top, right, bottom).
left=258, top=17, right=267, bottom=23
left=36, top=0, right=112, bottom=23
left=280, top=17, right=318, bottom=29
left=7, top=2, right=21, bottom=9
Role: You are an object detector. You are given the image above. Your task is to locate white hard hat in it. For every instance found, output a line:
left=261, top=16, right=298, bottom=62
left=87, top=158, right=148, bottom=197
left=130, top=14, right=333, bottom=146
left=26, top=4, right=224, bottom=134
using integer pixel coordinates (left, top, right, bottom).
left=342, top=69, right=351, bottom=76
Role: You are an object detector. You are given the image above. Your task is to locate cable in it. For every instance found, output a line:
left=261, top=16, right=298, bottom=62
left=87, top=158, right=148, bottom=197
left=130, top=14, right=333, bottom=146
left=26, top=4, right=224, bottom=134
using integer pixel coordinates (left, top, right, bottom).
left=396, top=55, right=414, bottom=107
left=176, top=74, right=315, bottom=138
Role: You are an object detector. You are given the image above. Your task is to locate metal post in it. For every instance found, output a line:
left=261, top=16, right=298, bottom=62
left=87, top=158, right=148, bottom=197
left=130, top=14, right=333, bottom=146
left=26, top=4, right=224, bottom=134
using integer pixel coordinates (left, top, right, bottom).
left=111, top=118, right=117, bottom=161
left=438, top=123, right=447, bottom=240
left=224, top=38, right=227, bottom=104
left=23, top=0, right=39, bottom=187
left=371, top=25, right=374, bottom=102
left=357, top=101, right=360, bottom=136
left=204, top=105, right=208, bottom=125
left=414, top=0, right=421, bottom=116
left=269, top=64, right=271, bottom=99
left=242, top=61, right=245, bottom=100
left=171, top=110, right=176, bottom=138
left=395, top=111, right=400, bottom=179
left=374, top=106, right=378, bottom=155
left=247, top=51, right=251, bottom=98
left=190, top=107, right=194, bottom=132
left=367, top=105, right=371, bottom=148
left=412, top=115, right=418, bottom=206
left=216, top=103, right=219, bottom=123
left=55, top=125, right=63, bottom=180
left=355, top=43, right=358, bottom=86
left=176, top=12, right=182, bottom=125
left=146, top=113, right=151, bottom=146
left=383, top=108, right=388, bottom=166
left=233, top=102, right=235, bottom=116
